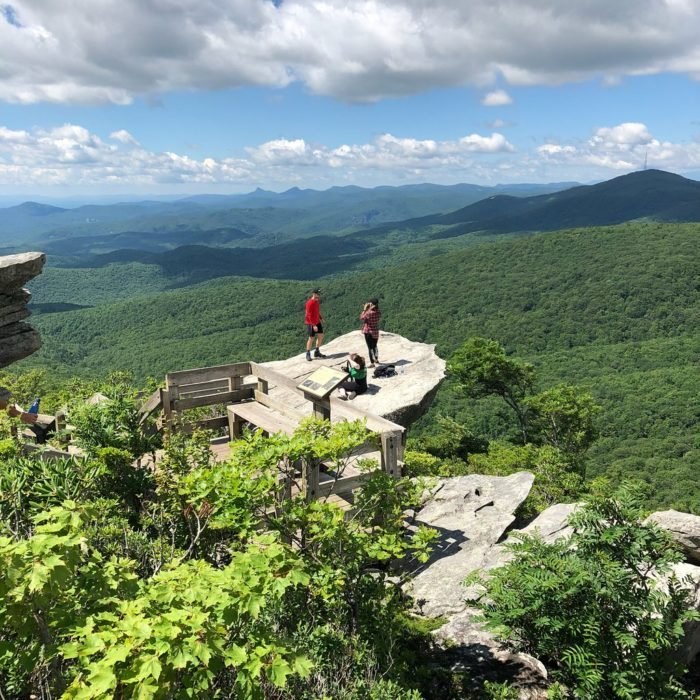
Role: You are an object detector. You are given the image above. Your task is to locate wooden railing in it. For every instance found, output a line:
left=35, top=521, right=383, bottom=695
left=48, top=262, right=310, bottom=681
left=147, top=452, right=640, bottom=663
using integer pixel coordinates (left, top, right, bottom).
left=154, top=360, right=405, bottom=502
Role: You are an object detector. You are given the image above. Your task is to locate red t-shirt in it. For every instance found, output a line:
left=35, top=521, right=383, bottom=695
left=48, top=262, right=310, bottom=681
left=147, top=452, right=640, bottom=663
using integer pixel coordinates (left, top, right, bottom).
left=305, top=297, right=321, bottom=325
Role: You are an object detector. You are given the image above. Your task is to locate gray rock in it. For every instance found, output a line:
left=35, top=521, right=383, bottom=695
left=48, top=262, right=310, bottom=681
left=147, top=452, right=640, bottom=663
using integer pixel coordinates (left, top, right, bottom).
left=263, top=330, right=445, bottom=428
left=462, top=502, right=581, bottom=601
left=671, top=563, right=700, bottom=664
left=406, top=472, right=534, bottom=617
left=0, top=323, right=42, bottom=368
left=0, top=252, right=45, bottom=288
left=646, top=510, right=700, bottom=565
left=432, top=609, right=549, bottom=699
left=520, top=502, right=579, bottom=543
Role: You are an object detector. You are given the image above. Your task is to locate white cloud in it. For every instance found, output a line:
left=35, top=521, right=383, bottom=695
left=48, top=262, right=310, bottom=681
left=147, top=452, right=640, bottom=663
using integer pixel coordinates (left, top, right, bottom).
left=536, top=122, right=700, bottom=174
left=2, top=120, right=700, bottom=192
left=109, top=129, right=140, bottom=146
left=0, top=123, right=514, bottom=190
left=1, top=1, right=700, bottom=103
left=482, top=90, right=512, bottom=106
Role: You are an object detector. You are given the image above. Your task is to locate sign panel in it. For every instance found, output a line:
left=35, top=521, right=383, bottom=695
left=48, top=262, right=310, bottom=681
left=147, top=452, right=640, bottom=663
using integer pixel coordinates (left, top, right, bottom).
left=297, top=366, right=347, bottom=399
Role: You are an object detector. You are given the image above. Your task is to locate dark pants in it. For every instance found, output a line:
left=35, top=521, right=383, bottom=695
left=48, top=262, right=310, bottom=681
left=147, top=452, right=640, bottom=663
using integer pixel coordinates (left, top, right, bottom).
left=339, top=378, right=368, bottom=395
left=364, top=333, right=378, bottom=363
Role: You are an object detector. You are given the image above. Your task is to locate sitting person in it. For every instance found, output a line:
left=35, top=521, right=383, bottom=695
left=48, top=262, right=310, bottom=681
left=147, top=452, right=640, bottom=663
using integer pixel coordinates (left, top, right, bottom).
left=338, top=353, right=368, bottom=400
left=3, top=392, right=53, bottom=444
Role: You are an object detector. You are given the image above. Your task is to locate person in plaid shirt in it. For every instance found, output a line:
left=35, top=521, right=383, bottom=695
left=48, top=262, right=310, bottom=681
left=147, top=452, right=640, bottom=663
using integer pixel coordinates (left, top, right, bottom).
left=360, top=298, right=382, bottom=367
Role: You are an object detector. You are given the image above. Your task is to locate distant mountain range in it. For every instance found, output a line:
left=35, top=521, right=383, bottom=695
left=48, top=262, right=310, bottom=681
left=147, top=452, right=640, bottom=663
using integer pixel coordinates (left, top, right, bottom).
left=0, top=181, right=575, bottom=252
left=426, top=169, right=700, bottom=238
left=40, top=168, right=700, bottom=287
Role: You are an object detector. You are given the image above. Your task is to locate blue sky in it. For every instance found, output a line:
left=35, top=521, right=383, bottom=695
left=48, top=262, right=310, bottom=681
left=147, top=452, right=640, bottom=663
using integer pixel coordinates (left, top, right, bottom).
left=1, top=0, right=700, bottom=198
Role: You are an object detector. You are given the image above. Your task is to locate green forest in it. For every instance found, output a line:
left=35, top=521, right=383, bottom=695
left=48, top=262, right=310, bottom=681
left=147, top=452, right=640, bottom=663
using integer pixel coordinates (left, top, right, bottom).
left=3, top=176, right=700, bottom=697
left=16, top=221, right=700, bottom=511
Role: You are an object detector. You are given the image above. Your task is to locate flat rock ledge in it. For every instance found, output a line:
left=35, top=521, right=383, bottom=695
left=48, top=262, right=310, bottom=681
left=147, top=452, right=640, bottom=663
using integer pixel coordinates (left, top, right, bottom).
left=406, top=472, right=535, bottom=618
left=0, top=252, right=45, bottom=368
left=263, top=330, right=446, bottom=427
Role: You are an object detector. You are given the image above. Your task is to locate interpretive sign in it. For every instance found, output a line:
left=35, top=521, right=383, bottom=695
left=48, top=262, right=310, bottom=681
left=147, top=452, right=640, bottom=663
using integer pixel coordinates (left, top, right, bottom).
left=297, top=366, right=347, bottom=399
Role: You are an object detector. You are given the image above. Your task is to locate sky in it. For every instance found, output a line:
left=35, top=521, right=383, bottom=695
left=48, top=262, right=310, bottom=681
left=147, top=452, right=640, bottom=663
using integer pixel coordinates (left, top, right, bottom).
left=1, top=0, right=700, bottom=198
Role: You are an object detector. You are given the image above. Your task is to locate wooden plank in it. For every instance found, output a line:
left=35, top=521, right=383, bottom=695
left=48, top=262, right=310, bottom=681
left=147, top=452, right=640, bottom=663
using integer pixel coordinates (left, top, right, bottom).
left=249, top=362, right=302, bottom=394
left=166, top=362, right=251, bottom=388
left=138, top=389, right=162, bottom=419
left=312, top=398, right=331, bottom=421
left=179, top=416, right=229, bottom=434
left=160, top=388, right=173, bottom=429
left=302, top=458, right=320, bottom=502
left=317, top=472, right=369, bottom=498
left=178, top=380, right=230, bottom=396
left=178, top=378, right=257, bottom=401
left=177, top=386, right=235, bottom=401
left=227, top=402, right=300, bottom=436
left=330, top=397, right=405, bottom=434
left=254, top=390, right=308, bottom=423
left=322, top=448, right=382, bottom=475
left=173, top=387, right=254, bottom=411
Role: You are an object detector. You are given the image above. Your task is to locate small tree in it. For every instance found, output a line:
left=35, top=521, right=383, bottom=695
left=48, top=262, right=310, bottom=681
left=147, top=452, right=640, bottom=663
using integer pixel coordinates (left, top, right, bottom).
left=524, top=384, right=599, bottom=473
left=477, top=485, right=698, bottom=699
left=448, top=337, right=535, bottom=443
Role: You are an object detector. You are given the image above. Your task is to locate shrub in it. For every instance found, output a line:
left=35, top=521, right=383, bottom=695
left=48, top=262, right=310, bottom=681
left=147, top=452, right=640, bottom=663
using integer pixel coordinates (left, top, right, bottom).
left=477, top=484, right=698, bottom=699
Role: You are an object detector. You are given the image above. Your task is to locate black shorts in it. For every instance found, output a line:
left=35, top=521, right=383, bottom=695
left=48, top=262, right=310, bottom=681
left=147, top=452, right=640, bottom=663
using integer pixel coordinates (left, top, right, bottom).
left=307, top=323, right=323, bottom=337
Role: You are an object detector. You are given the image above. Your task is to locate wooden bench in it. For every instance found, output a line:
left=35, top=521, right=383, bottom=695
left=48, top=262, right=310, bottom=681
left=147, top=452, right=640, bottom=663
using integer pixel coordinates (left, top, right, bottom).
left=227, top=401, right=303, bottom=438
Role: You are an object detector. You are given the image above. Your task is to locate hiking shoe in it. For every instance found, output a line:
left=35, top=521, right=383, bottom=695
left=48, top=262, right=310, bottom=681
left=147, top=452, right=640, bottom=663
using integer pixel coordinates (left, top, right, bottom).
left=347, top=392, right=357, bottom=400
left=314, top=351, right=327, bottom=359
left=306, top=352, right=312, bottom=361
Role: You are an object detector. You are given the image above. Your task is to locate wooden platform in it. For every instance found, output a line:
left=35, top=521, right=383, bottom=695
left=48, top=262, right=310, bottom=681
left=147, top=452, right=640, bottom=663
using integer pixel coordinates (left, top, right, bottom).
left=153, top=360, right=405, bottom=508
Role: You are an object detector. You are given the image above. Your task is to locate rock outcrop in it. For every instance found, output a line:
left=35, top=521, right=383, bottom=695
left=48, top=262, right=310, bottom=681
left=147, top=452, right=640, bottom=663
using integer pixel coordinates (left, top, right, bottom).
left=0, top=252, right=45, bottom=369
left=407, top=472, right=534, bottom=618
left=263, top=330, right=446, bottom=427
left=406, top=478, right=700, bottom=697
left=405, top=473, right=548, bottom=698
left=646, top=510, right=700, bottom=565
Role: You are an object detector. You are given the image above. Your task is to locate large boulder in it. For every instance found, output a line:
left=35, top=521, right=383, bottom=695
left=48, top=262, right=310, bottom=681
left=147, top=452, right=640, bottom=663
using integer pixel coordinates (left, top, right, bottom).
left=263, top=330, right=446, bottom=427
left=520, top=502, right=579, bottom=543
left=432, top=610, right=549, bottom=699
left=671, top=563, right=700, bottom=664
left=406, top=472, right=534, bottom=617
left=646, top=510, right=700, bottom=565
left=0, top=252, right=45, bottom=368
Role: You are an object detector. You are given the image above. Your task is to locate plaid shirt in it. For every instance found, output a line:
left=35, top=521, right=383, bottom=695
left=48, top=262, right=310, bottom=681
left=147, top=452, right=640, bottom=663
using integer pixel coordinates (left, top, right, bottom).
left=360, top=308, right=381, bottom=338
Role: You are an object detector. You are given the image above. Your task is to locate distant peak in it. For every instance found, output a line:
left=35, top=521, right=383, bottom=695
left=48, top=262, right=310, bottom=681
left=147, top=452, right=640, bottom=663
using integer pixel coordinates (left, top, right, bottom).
left=13, top=201, right=66, bottom=215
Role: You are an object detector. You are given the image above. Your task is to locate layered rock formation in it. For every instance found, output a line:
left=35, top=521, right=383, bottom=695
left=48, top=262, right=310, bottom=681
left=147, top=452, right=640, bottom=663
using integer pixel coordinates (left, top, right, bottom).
left=0, top=252, right=45, bottom=368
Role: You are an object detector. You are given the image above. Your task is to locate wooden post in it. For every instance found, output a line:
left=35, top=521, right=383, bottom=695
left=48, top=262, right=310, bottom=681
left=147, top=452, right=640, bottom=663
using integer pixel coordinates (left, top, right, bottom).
left=160, top=388, right=173, bottom=431
left=312, top=398, right=331, bottom=421
left=302, top=458, right=320, bottom=502
left=257, top=377, right=269, bottom=395
left=227, top=406, right=241, bottom=440
left=380, top=430, right=402, bottom=478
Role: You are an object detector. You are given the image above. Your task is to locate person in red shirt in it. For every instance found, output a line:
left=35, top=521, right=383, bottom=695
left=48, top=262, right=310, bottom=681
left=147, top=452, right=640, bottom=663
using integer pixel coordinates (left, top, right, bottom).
left=305, top=288, right=326, bottom=361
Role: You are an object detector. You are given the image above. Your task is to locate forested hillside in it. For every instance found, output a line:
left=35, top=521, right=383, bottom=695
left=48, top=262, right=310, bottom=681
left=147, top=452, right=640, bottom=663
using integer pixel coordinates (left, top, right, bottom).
left=18, top=221, right=700, bottom=511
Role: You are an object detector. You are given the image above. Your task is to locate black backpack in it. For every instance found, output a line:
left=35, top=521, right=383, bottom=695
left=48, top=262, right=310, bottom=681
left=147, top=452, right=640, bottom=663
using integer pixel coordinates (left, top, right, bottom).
left=372, top=363, right=396, bottom=379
